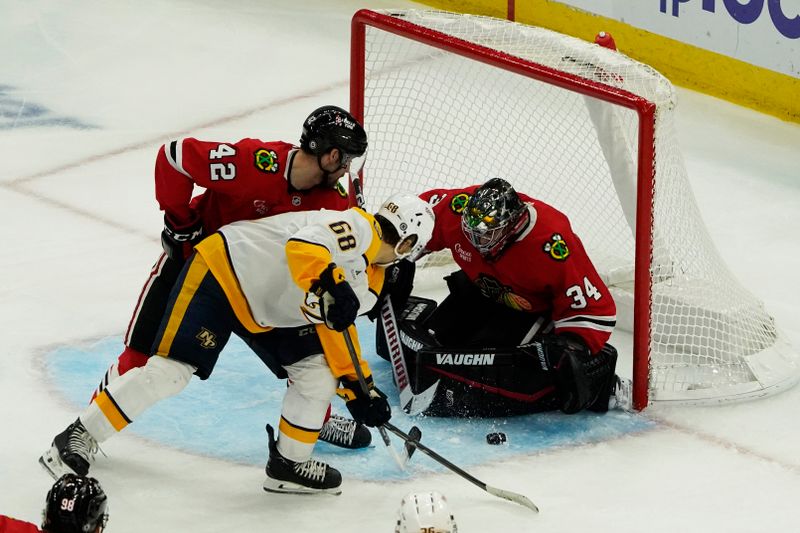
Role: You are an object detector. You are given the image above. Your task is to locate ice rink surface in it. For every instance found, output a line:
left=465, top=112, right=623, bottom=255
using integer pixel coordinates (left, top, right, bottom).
left=1, top=1, right=800, bottom=531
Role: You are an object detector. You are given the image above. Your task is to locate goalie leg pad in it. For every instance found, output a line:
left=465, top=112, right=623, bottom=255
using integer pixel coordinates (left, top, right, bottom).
left=381, top=296, right=560, bottom=416
left=415, top=344, right=560, bottom=417
left=586, top=344, right=620, bottom=413
left=548, top=337, right=618, bottom=414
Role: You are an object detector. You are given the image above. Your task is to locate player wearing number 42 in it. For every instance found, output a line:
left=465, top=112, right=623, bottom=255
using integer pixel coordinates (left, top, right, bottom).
left=85, top=104, right=371, bottom=453
left=41, top=193, right=435, bottom=496
left=378, top=178, right=630, bottom=417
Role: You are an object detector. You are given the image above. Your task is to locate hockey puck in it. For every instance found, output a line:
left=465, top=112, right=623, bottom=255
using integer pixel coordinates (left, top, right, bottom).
left=486, top=432, right=507, bottom=445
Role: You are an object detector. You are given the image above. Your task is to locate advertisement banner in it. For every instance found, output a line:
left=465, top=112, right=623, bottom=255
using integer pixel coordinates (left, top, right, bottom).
left=555, top=0, right=799, bottom=77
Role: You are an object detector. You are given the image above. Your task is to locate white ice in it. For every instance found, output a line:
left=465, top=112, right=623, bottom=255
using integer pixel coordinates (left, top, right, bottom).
left=1, top=1, right=799, bottom=532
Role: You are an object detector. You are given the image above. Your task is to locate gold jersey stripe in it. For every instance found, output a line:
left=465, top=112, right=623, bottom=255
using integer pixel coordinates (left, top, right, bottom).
left=194, top=233, right=272, bottom=334
left=155, top=254, right=210, bottom=356
left=366, top=263, right=386, bottom=296
left=316, top=323, right=372, bottom=382
left=95, top=391, right=130, bottom=432
left=353, top=207, right=383, bottom=264
left=279, top=416, right=320, bottom=445
left=285, top=239, right=333, bottom=292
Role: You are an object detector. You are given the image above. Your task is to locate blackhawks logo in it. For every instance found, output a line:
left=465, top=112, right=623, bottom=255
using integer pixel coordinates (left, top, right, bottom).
left=475, top=274, right=532, bottom=311
left=449, top=192, right=470, bottom=214
left=254, top=149, right=279, bottom=173
left=334, top=181, right=348, bottom=198
left=543, top=233, right=569, bottom=261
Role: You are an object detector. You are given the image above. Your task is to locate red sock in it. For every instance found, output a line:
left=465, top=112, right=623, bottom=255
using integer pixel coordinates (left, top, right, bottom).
left=118, top=346, right=149, bottom=374
left=90, top=347, right=150, bottom=403
left=323, top=403, right=332, bottom=424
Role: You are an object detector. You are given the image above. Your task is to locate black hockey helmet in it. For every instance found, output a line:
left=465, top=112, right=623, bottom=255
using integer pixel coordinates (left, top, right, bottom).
left=461, top=178, right=529, bottom=260
left=300, top=105, right=368, bottom=165
left=43, top=474, right=109, bottom=533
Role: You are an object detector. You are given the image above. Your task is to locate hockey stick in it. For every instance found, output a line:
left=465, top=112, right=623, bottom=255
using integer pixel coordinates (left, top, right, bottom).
left=342, top=328, right=418, bottom=469
left=382, top=422, right=540, bottom=513
left=346, top=175, right=538, bottom=512
left=346, top=326, right=537, bottom=510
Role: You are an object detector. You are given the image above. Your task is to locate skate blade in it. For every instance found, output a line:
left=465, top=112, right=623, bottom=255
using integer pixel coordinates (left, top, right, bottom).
left=262, top=477, right=342, bottom=496
left=39, top=445, right=77, bottom=480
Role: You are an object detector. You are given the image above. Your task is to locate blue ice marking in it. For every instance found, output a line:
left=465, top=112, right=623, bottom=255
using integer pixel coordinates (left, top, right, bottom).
left=0, top=85, right=95, bottom=130
left=44, top=319, right=654, bottom=480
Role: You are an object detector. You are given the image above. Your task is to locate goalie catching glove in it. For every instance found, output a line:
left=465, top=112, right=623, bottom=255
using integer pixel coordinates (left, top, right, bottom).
left=337, top=376, right=391, bottom=427
left=161, top=213, right=204, bottom=262
left=313, top=263, right=359, bottom=332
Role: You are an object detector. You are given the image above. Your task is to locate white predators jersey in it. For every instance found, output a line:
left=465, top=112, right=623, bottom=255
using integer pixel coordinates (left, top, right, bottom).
left=194, top=207, right=384, bottom=332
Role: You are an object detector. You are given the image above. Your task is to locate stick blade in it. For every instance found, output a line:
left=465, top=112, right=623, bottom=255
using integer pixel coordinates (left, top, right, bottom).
left=404, top=380, right=440, bottom=415
left=403, top=425, right=422, bottom=461
left=486, top=485, right=540, bottom=513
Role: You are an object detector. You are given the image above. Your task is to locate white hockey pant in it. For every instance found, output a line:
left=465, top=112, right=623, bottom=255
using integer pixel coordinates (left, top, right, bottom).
left=80, top=355, right=195, bottom=442
left=277, top=353, right=338, bottom=463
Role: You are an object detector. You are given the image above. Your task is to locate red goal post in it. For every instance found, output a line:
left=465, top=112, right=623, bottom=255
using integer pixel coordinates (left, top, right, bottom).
left=349, top=9, right=800, bottom=410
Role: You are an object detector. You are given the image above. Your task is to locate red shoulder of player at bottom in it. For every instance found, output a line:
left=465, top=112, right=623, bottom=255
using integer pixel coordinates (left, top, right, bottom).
left=0, top=516, right=42, bottom=533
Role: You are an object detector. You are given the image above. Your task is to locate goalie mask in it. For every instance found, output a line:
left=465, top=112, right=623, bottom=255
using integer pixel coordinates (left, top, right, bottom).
left=300, top=105, right=368, bottom=175
left=376, top=193, right=435, bottom=262
left=461, top=178, right=529, bottom=260
left=395, top=491, right=458, bottom=533
left=43, top=474, right=109, bottom=533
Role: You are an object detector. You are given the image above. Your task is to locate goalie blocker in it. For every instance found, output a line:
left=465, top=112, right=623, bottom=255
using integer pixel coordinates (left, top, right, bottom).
left=376, top=295, right=619, bottom=417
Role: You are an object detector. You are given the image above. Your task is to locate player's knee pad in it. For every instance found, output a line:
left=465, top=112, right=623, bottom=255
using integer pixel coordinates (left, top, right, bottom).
left=141, top=355, right=195, bottom=400
left=87, top=356, right=196, bottom=438
left=285, top=354, right=338, bottom=403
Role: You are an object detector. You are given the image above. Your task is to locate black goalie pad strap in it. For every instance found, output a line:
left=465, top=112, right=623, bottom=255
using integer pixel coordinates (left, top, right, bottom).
left=551, top=339, right=618, bottom=414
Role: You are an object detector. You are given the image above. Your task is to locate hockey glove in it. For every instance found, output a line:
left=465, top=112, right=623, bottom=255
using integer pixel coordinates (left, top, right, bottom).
left=313, top=263, right=360, bottom=332
left=339, top=377, right=391, bottom=427
left=161, top=213, right=203, bottom=262
left=366, top=258, right=416, bottom=321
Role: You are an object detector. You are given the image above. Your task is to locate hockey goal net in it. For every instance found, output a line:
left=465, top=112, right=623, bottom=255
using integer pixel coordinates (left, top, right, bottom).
left=349, top=9, right=799, bottom=410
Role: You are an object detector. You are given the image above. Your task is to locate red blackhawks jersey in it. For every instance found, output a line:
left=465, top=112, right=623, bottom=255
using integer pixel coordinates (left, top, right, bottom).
left=420, top=186, right=616, bottom=353
left=155, top=138, right=350, bottom=231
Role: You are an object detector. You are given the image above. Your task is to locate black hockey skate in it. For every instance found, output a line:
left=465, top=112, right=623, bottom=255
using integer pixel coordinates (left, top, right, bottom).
left=318, top=414, right=372, bottom=449
left=39, top=418, right=98, bottom=479
left=263, top=424, right=342, bottom=495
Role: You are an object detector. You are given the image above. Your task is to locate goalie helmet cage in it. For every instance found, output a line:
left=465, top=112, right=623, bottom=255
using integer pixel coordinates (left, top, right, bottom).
left=349, top=9, right=800, bottom=410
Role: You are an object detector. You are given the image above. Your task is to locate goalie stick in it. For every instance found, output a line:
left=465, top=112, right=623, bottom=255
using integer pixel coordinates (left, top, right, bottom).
left=380, top=294, right=440, bottom=415
left=350, top=172, right=439, bottom=415
left=342, top=329, right=419, bottom=469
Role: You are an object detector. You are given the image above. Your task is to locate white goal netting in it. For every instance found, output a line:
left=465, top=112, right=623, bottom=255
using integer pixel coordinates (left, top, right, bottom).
left=352, top=9, right=799, bottom=407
